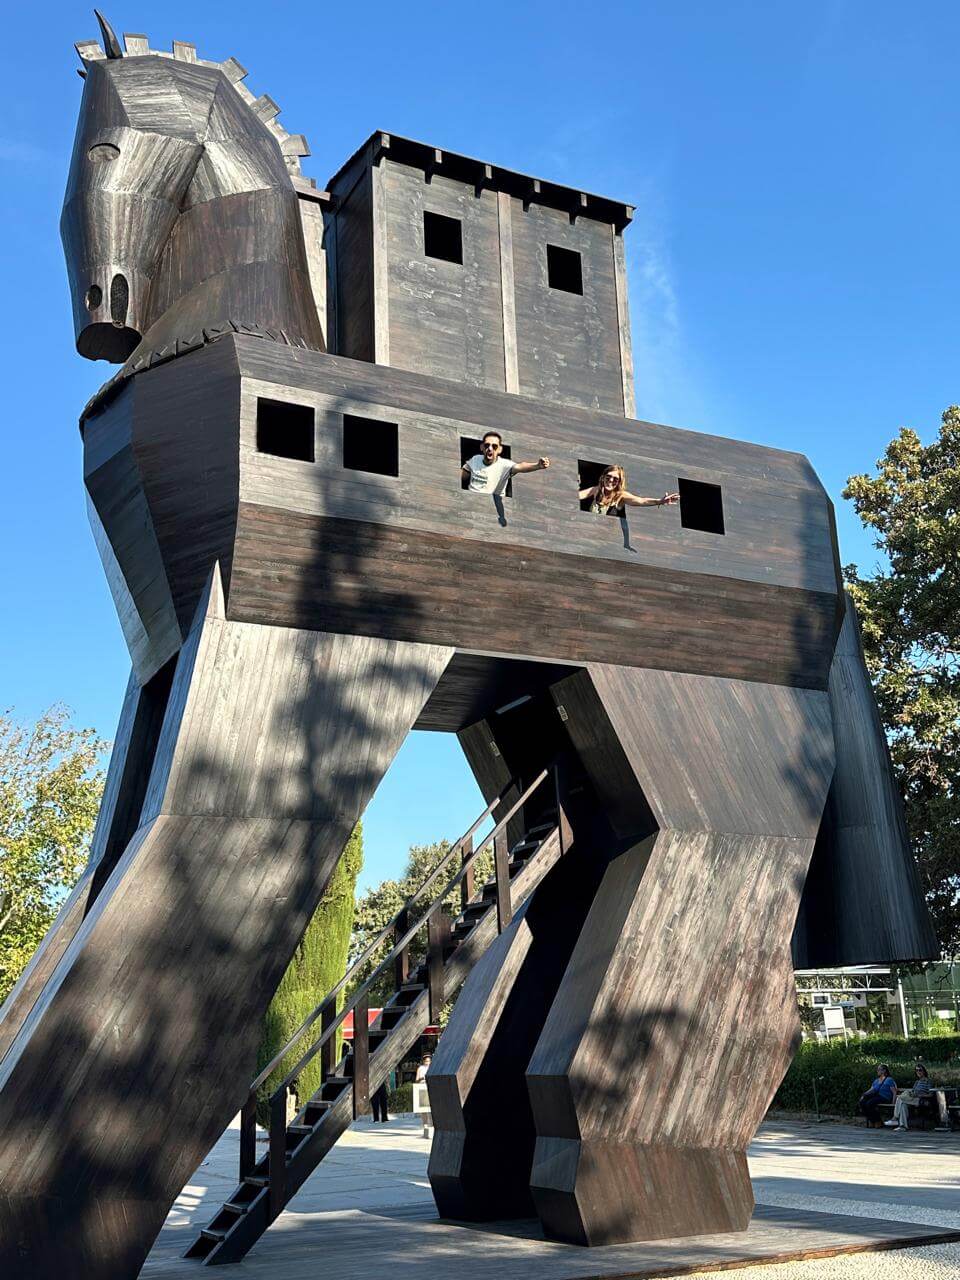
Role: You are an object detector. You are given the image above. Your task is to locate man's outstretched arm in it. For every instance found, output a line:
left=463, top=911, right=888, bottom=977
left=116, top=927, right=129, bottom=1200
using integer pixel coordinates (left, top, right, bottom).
left=512, top=456, right=550, bottom=475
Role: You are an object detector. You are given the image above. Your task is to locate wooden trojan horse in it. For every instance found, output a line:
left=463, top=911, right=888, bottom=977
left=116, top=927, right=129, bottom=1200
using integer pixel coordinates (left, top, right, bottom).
left=0, top=13, right=935, bottom=1278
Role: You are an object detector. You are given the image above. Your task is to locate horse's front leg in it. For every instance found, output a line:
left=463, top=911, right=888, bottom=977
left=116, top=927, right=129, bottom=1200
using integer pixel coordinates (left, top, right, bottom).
left=0, top=566, right=452, bottom=1280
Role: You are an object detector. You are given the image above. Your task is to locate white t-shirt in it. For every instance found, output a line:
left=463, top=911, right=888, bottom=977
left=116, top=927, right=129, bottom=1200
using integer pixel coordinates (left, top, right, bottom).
left=465, top=454, right=515, bottom=495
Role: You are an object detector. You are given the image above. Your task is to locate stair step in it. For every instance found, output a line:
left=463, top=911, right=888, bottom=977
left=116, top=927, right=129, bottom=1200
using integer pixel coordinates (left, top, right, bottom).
left=245, top=1175, right=269, bottom=1189
left=288, top=1123, right=313, bottom=1136
left=395, top=984, right=425, bottom=1005
left=223, top=1202, right=245, bottom=1216
left=201, top=1227, right=227, bottom=1243
left=526, top=823, right=554, bottom=836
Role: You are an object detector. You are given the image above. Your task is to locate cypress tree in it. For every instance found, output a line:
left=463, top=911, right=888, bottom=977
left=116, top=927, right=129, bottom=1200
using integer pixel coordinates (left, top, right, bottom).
left=256, top=823, right=364, bottom=1122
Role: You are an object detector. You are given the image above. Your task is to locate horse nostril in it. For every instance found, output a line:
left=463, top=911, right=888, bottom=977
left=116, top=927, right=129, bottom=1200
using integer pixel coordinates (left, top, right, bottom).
left=110, top=273, right=129, bottom=327
left=85, top=284, right=102, bottom=311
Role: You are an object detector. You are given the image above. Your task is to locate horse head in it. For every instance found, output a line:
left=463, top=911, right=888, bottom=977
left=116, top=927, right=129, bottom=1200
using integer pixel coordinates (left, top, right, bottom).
left=63, top=13, right=322, bottom=365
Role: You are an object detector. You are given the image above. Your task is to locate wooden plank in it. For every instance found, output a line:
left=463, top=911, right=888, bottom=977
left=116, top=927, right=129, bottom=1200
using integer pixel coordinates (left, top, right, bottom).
left=494, top=829, right=512, bottom=933
left=511, top=201, right=624, bottom=413
left=296, top=194, right=327, bottom=350
left=382, top=164, right=506, bottom=389
left=498, top=191, right=520, bottom=393
left=393, top=908, right=410, bottom=990
left=142, top=1200, right=960, bottom=1280
left=427, top=909, right=447, bottom=1026
left=612, top=228, right=635, bottom=417
left=371, top=159, right=390, bottom=365
left=794, top=592, right=937, bottom=967
left=460, top=835, right=474, bottom=911
left=0, top=661, right=173, bottom=1067
left=352, top=992, right=370, bottom=1118
left=228, top=502, right=838, bottom=689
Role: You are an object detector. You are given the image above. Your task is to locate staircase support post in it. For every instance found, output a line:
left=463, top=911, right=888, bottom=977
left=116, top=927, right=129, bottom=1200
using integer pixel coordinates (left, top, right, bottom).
left=555, top=761, right=574, bottom=856
left=353, top=992, right=370, bottom=1118
left=268, top=1090, right=286, bottom=1223
left=460, top=835, right=475, bottom=909
left=394, top=908, right=409, bottom=990
left=239, top=1094, right=257, bottom=1181
left=427, top=907, right=447, bottom=1025
left=320, top=998, right=337, bottom=1081
left=494, top=828, right=512, bottom=932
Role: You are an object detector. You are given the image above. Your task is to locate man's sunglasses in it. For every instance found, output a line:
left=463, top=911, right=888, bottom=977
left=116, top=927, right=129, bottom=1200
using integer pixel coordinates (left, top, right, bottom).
left=482, top=442, right=501, bottom=451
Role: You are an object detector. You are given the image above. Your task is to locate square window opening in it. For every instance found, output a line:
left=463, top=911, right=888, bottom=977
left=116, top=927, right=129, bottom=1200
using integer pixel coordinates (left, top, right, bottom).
left=678, top=477, right=725, bottom=535
left=256, top=397, right=315, bottom=462
left=546, top=244, right=583, bottom=294
left=460, top=436, right=513, bottom=497
left=343, top=414, right=399, bottom=477
left=424, top=210, right=463, bottom=265
left=578, top=459, right=613, bottom=511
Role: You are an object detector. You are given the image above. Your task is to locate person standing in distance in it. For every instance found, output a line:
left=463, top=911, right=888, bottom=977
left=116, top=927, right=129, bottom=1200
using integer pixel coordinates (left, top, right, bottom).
left=461, top=431, right=550, bottom=495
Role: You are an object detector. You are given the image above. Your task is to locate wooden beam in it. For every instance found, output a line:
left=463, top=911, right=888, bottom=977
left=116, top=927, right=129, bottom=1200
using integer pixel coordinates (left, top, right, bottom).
left=460, top=835, right=475, bottom=910
left=371, top=160, right=390, bottom=365
left=494, top=828, right=512, bottom=933
left=612, top=227, right=636, bottom=417
left=497, top=192, right=520, bottom=394
left=352, top=992, right=370, bottom=1118
left=427, top=908, right=447, bottom=1025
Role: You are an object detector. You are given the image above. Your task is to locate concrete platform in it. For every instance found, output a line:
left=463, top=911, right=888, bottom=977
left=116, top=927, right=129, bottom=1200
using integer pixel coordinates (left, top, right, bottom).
left=142, top=1117, right=960, bottom=1279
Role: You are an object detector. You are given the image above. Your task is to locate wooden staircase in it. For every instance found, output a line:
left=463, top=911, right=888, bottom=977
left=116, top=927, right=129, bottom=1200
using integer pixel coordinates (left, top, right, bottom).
left=184, top=764, right=571, bottom=1265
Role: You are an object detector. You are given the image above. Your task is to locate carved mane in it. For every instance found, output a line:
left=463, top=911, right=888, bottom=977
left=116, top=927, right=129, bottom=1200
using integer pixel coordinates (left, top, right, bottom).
left=75, top=24, right=311, bottom=177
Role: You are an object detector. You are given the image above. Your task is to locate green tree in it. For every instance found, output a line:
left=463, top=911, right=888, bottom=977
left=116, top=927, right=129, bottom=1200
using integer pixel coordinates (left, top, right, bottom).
left=844, top=405, right=960, bottom=952
left=351, top=840, right=494, bottom=1006
left=0, top=706, right=106, bottom=1002
left=256, top=823, right=364, bottom=1119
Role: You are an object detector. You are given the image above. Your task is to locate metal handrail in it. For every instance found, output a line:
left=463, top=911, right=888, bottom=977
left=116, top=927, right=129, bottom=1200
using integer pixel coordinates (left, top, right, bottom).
left=249, top=774, right=526, bottom=1095
left=268, top=766, right=551, bottom=1102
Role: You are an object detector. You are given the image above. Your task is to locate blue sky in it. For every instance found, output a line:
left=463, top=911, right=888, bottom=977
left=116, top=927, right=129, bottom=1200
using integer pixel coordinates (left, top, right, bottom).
left=2, top=2, right=957, bottom=889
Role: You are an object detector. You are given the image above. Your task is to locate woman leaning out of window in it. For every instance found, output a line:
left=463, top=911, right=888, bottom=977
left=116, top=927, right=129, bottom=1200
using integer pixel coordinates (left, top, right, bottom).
left=580, top=465, right=679, bottom=517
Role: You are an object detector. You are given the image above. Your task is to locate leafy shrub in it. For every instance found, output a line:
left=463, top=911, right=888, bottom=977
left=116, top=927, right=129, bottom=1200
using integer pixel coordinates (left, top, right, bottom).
left=255, top=825, right=364, bottom=1126
left=388, top=1082, right=413, bottom=1114
left=774, top=1035, right=960, bottom=1117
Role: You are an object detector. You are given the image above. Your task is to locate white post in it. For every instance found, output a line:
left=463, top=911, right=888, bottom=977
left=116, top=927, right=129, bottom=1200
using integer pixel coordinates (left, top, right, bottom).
left=897, top=975, right=909, bottom=1037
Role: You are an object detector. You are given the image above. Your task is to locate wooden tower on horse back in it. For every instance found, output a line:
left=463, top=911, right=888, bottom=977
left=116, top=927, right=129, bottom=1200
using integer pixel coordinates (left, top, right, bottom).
left=0, top=13, right=935, bottom=1278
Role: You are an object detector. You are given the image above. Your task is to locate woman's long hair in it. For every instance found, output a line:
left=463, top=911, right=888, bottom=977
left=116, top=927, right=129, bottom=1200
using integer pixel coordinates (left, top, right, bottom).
left=916, top=1063, right=929, bottom=1078
left=595, top=464, right=626, bottom=509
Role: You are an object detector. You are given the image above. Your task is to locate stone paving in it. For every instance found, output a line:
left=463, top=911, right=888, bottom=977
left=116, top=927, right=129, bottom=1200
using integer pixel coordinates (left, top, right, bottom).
left=144, top=1115, right=960, bottom=1278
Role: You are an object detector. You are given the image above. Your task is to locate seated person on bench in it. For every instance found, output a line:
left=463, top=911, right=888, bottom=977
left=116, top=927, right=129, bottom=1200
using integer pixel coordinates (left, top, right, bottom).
left=858, top=1064, right=897, bottom=1127
left=886, top=1063, right=932, bottom=1130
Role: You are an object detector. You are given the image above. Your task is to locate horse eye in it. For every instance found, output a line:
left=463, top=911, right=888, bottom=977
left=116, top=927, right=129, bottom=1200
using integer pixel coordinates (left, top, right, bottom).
left=88, top=143, right=120, bottom=163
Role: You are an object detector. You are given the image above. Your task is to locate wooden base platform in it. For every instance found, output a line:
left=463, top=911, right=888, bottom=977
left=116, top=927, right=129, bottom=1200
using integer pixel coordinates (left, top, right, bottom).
left=143, top=1196, right=960, bottom=1279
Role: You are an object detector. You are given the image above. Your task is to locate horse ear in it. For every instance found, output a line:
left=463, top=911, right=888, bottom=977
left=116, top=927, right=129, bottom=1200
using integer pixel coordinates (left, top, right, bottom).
left=94, top=9, right=123, bottom=59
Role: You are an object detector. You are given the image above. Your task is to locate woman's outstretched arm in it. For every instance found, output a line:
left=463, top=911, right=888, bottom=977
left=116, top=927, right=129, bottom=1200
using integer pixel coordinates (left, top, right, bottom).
left=578, top=484, right=599, bottom=501
left=621, top=490, right=680, bottom=508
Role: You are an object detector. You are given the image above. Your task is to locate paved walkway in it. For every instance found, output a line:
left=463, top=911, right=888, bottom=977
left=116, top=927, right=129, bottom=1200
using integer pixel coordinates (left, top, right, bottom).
left=143, top=1116, right=960, bottom=1279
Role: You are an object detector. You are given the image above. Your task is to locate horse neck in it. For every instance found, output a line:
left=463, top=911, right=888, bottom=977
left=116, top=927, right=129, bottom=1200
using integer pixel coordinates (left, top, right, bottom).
left=138, top=179, right=324, bottom=357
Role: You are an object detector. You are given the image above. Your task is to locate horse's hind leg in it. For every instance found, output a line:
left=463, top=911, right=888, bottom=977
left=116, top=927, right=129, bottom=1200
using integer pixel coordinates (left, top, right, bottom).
left=0, top=567, right=452, bottom=1280
left=525, top=664, right=835, bottom=1245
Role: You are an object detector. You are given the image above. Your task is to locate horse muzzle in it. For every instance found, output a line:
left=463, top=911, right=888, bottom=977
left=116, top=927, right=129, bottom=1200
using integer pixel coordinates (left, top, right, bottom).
left=74, top=267, right=145, bottom=362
